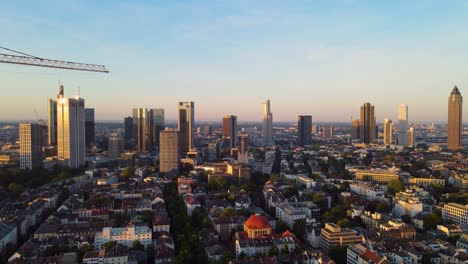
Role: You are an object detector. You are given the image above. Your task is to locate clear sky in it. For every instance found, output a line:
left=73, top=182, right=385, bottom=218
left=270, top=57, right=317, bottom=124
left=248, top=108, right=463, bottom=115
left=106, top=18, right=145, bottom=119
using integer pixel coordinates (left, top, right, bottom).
left=1, top=0, right=467, bottom=123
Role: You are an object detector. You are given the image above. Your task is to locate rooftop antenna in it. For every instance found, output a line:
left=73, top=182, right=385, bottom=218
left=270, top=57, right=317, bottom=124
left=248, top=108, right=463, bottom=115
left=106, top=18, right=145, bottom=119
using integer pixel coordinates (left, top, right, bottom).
left=77, top=86, right=80, bottom=99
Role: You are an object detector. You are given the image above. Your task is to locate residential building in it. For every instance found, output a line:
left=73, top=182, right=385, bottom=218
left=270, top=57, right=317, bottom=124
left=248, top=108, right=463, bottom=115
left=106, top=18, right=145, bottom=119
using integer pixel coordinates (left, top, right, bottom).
left=94, top=225, right=152, bottom=250
left=320, top=223, right=365, bottom=252
left=276, top=201, right=320, bottom=229
left=442, top=203, right=468, bottom=231
left=355, top=170, right=399, bottom=184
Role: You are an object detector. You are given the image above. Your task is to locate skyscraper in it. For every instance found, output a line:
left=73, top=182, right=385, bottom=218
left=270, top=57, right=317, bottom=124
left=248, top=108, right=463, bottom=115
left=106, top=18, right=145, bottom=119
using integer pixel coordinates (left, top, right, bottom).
left=407, top=127, right=415, bottom=148
left=360, top=103, right=376, bottom=144
left=108, top=134, right=124, bottom=159
left=133, top=108, right=148, bottom=153
left=383, top=118, right=393, bottom=145
left=124, top=116, right=133, bottom=142
left=85, top=108, right=95, bottom=148
left=351, top=119, right=360, bottom=140
left=47, top=98, right=57, bottom=146
left=448, top=86, right=463, bottom=150
left=222, top=115, right=238, bottom=149
left=151, top=108, right=165, bottom=149
left=160, top=129, right=180, bottom=174
left=398, top=104, right=408, bottom=146
left=262, top=100, right=273, bottom=146
left=57, top=87, right=86, bottom=168
left=20, top=123, right=44, bottom=169
left=322, top=125, right=334, bottom=139
left=297, top=115, right=312, bottom=147
left=311, top=124, right=318, bottom=135
left=238, top=134, right=249, bottom=163
left=178, top=102, right=195, bottom=153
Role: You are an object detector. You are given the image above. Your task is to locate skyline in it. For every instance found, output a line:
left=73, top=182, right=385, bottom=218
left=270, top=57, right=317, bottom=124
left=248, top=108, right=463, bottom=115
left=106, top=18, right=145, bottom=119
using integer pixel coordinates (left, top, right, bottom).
left=1, top=1, right=468, bottom=122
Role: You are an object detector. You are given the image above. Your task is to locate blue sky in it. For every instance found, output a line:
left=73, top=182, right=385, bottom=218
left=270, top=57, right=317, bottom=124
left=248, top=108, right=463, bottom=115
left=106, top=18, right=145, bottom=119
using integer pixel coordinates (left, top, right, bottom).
left=1, top=0, right=467, bottom=122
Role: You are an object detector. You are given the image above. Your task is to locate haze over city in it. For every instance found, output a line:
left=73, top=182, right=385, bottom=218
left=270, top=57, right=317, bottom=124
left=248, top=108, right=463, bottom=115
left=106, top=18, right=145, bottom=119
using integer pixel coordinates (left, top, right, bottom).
left=1, top=0, right=468, bottom=122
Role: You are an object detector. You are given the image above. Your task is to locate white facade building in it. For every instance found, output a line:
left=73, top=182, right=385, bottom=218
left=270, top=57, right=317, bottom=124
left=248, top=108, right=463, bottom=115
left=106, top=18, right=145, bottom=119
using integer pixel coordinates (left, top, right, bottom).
left=94, top=225, right=152, bottom=250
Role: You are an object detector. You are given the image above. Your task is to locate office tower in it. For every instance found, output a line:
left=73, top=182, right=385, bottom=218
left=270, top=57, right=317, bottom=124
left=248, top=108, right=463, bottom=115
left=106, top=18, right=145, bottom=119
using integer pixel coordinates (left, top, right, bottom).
left=178, top=102, right=195, bottom=153
left=262, top=100, right=273, bottom=146
left=133, top=108, right=148, bottom=153
left=20, top=123, right=44, bottom=169
left=238, top=134, right=249, bottom=162
left=150, top=109, right=165, bottom=149
left=448, top=86, right=463, bottom=150
left=407, top=127, right=415, bottom=148
left=160, top=129, right=180, bottom=173
left=108, top=134, right=124, bottom=159
left=360, top=102, right=376, bottom=143
left=398, top=104, right=408, bottom=146
left=322, top=125, right=334, bottom=139
left=383, top=118, right=393, bottom=145
left=57, top=87, right=86, bottom=168
left=204, top=125, right=212, bottom=136
left=297, top=115, right=312, bottom=146
left=124, top=117, right=133, bottom=142
left=311, top=124, right=318, bottom=134
left=207, top=142, right=220, bottom=161
left=222, top=115, right=238, bottom=149
left=351, top=119, right=360, bottom=140
left=47, top=98, right=57, bottom=146
left=85, top=108, right=95, bottom=148
left=329, top=126, right=334, bottom=139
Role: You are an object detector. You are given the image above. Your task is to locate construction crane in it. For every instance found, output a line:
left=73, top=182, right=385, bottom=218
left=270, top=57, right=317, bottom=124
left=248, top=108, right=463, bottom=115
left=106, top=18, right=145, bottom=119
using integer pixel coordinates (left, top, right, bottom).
left=0, top=46, right=109, bottom=73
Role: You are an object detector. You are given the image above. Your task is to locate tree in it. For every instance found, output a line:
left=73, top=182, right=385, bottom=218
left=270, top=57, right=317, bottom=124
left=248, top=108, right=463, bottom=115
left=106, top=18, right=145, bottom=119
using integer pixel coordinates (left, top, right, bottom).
left=276, top=220, right=288, bottom=233
left=140, top=210, right=154, bottom=225
left=423, top=213, right=442, bottom=230
left=7, top=182, right=24, bottom=194
left=388, top=179, right=403, bottom=194
left=267, top=245, right=278, bottom=256
left=329, top=246, right=348, bottom=264
left=132, top=240, right=144, bottom=251
left=376, top=202, right=391, bottom=213
left=401, top=214, right=412, bottom=224
left=337, top=218, right=352, bottom=228
left=292, top=219, right=306, bottom=239
left=103, top=241, right=117, bottom=248
left=121, top=166, right=135, bottom=179
left=220, top=207, right=235, bottom=217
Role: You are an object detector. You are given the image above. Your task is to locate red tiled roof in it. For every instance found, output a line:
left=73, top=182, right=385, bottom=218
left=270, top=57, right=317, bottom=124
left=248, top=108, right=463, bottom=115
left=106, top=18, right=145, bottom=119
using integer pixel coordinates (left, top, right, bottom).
left=244, top=215, right=271, bottom=230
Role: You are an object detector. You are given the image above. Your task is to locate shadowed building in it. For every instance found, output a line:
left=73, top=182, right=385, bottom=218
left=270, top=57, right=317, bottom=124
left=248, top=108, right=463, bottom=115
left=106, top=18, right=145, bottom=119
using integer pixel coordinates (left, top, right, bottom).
left=383, top=118, right=392, bottom=145
left=351, top=119, right=360, bottom=140
left=222, top=115, right=238, bottom=149
left=178, top=102, right=195, bottom=154
left=160, top=129, right=180, bottom=174
left=262, top=100, right=273, bottom=146
left=360, top=103, right=376, bottom=144
left=85, top=108, right=95, bottom=148
left=298, top=115, right=312, bottom=146
left=20, top=123, right=45, bottom=169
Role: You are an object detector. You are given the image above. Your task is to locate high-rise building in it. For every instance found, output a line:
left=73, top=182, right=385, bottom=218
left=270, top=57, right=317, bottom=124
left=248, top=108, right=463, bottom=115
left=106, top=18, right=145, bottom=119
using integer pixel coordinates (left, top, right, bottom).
left=407, top=127, right=415, bottom=148
left=108, top=134, right=124, bottom=159
left=85, top=108, right=95, bottom=148
left=222, top=115, right=238, bottom=149
left=20, top=123, right=44, bottom=169
left=160, top=129, right=180, bottom=174
left=322, top=125, right=334, bottom=139
left=448, top=86, right=463, bottom=150
left=47, top=98, right=57, bottom=146
left=262, top=100, right=273, bottom=146
left=124, top=117, right=133, bottom=142
left=151, top=109, right=165, bottom=149
left=57, top=87, right=86, bottom=168
left=383, top=118, right=392, bottom=145
left=311, top=124, right=318, bottom=135
left=178, top=102, right=195, bottom=153
left=297, top=115, right=312, bottom=146
left=360, top=103, right=376, bottom=143
left=398, top=104, right=408, bottom=146
left=204, top=125, right=212, bottom=136
left=238, top=134, right=249, bottom=163
left=133, top=108, right=148, bottom=153
left=351, top=119, right=360, bottom=140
